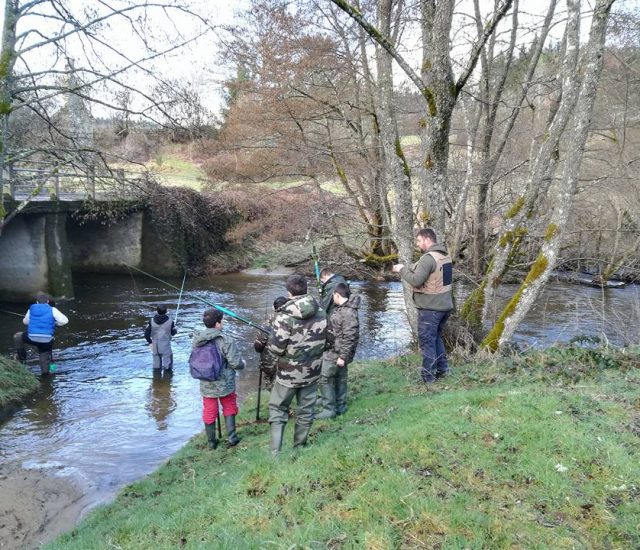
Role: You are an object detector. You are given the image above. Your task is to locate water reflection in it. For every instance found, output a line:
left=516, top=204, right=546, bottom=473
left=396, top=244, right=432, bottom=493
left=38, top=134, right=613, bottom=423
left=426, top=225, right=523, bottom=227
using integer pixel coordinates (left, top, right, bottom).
left=145, top=369, right=176, bottom=431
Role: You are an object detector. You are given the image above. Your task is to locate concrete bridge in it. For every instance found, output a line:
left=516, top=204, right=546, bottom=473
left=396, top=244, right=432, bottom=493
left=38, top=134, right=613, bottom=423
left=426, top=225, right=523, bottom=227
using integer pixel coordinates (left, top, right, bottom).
left=0, top=165, right=184, bottom=302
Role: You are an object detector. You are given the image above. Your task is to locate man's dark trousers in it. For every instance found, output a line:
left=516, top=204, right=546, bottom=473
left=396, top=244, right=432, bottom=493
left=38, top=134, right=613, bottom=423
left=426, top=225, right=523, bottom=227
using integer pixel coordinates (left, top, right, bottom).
left=417, top=309, right=450, bottom=382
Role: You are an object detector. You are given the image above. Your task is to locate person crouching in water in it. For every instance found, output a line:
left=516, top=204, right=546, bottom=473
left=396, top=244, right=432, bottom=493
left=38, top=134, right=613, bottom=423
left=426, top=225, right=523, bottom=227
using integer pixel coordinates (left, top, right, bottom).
left=144, top=304, right=177, bottom=374
left=316, top=283, right=360, bottom=419
left=15, top=293, right=69, bottom=376
left=193, top=308, right=245, bottom=450
left=253, top=296, right=288, bottom=391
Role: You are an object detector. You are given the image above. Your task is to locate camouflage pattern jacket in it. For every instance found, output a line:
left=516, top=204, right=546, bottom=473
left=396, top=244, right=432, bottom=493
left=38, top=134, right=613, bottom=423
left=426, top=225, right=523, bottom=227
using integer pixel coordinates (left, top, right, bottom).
left=267, top=294, right=327, bottom=388
left=325, top=294, right=361, bottom=365
left=192, top=328, right=245, bottom=398
left=254, top=311, right=279, bottom=374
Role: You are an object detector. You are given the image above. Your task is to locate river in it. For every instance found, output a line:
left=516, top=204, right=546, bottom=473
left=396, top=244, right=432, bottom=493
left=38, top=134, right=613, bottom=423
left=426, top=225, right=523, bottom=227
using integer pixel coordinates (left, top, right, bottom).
left=0, top=272, right=638, bottom=547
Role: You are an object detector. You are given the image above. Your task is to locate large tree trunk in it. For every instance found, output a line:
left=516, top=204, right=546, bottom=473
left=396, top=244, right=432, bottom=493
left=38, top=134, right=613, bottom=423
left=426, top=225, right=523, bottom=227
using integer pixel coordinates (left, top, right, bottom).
left=0, top=0, right=19, bottom=235
left=483, top=0, right=616, bottom=350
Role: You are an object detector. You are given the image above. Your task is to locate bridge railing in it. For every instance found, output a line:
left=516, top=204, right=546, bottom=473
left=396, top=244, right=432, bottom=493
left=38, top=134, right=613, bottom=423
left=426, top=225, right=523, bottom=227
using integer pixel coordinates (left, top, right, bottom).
left=6, top=162, right=150, bottom=201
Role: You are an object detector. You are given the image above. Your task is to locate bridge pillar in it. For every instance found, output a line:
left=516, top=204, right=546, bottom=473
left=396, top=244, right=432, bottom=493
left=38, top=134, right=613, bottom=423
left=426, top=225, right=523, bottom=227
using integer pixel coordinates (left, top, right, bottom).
left=0, top=212, right=73, bottom=301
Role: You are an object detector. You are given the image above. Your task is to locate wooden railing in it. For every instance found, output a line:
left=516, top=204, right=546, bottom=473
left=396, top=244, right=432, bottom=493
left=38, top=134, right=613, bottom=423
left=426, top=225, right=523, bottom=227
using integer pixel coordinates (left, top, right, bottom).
left=5, top=162, right=150, bottom=201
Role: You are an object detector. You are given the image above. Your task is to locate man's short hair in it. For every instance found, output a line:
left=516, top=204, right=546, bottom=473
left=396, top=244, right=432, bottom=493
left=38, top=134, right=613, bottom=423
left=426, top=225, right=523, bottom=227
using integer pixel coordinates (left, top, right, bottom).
left=157, top=304, right=168, bottom=315
left=203, top=308, right=223, bottom=328
left=273, top=296, right=288, bottom=310
left=334, top=282, right=350, bottom=299
left=36, top=292, right=49, bottom=304
left=319, top=268, right=333, bottom=279
left=417, top=227, right=437, bottom=243
left=286, top=275, right=308, bottom=296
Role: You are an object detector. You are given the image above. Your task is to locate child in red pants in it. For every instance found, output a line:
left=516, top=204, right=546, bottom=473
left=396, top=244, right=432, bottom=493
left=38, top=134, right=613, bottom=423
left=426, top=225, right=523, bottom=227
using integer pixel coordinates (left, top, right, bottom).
left=192, top=308, right=245, bottom=449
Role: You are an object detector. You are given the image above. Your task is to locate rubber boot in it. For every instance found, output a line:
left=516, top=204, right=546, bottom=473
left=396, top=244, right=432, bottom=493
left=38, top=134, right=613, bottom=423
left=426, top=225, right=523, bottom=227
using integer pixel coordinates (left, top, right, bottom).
left=270, top=423, right=285, bottom=458
left=293, top=423, right=310, bottom=448
left=14, top=333, right=27, bottom=362
left=315, top=379, right=336, bottom=419
left=335, top=375, right=348, bottom=416
left=204, top=422, right=218, bottom=450
left=38, top=351, right=52, bottom=376
left=225, top=415, right=241, bottom=447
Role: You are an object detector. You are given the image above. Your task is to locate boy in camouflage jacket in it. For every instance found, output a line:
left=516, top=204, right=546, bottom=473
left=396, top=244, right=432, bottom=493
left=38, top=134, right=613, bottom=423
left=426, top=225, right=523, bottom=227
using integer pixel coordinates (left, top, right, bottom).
left=253, top=296, right=288, bottom=391
left=316, top=283, right=360, bottom=419
left=267, top=275, right=327, bottom=456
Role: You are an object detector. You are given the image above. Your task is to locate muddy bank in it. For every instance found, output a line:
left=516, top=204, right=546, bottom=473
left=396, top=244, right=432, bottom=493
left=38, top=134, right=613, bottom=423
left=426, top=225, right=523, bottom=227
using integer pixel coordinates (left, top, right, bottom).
left=0, top=462, right=89, bottom=550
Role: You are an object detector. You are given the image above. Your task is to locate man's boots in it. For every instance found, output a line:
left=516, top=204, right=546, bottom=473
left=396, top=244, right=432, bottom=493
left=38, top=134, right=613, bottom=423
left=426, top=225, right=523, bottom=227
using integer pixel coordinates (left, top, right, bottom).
left=225, top=415, right=241, bottom=447
left=293, top=423, right=311, bottom=448
left=270, top=423, right=285, bottom=458
left=204, top=422, right=218, bottom=450
left=335, top=374, right=348, bottom=416
left=38, top=351, right=52, bottom=376
left=315, top=378, right=336, bottom=419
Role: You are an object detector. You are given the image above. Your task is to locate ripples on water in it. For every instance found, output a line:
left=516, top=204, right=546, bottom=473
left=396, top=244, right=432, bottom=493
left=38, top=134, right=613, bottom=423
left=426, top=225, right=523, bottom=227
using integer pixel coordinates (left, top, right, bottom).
left=0, top=273, right=637, bottom=512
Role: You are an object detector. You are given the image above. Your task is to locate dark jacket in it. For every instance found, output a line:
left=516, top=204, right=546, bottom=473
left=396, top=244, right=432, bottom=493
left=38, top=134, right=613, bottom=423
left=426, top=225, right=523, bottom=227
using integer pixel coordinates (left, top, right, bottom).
left=320, top=273, right=348, bottom=315
left=325, top=295, right=361, bottom=364
left=145, top=314, right=177, bottom=345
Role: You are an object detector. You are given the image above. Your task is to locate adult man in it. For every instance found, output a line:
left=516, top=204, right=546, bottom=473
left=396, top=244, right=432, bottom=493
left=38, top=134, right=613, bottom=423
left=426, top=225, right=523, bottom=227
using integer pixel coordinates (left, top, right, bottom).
left=319, top=268, right=347, bottom=315
left=267, top=275, right=327, bottom=456
left=15, top=293, right=69, bottom=376
left=144, top=304, right=177, bottom=374
left=316, top=283, right=360, bottom=419
left=393, top=228, right=453, bottom=383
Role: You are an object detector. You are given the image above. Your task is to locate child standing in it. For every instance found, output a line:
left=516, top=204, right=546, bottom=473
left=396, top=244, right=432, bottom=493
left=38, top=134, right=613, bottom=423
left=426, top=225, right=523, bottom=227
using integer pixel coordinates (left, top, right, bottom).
left=192, top=308, right=245, bottom=449
left=144, top=304, right=177, bottom=373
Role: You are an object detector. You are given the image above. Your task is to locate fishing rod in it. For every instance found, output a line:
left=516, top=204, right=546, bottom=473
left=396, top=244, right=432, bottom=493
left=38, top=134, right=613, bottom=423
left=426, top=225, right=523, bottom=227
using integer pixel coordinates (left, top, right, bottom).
left=126, top=265, right=271, bottom=334
left=0, top=309, right=24, bottom=318
left=174, top=270, right=187, bottom=325
left=306, top=228, right=323, bottom=297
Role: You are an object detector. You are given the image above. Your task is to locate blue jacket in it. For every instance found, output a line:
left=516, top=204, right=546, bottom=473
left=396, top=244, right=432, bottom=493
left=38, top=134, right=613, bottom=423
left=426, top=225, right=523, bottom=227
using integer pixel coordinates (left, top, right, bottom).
left=28, top=303, right=55, bottom=341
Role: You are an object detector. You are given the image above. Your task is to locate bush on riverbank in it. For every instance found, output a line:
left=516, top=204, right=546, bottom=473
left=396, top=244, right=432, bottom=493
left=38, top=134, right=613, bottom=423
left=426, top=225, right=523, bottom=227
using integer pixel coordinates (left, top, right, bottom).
left=48, top=345, right=639, bottom=549
left=0, top=354, right=39, bottom=415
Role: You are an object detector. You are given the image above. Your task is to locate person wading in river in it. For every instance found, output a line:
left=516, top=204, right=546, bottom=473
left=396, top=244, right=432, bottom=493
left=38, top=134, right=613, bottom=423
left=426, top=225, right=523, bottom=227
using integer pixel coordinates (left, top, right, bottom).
left=393, top=228, right=453, bottom=383
left=144, top=305, right=177, bottom=374
left=15, top=293, right=69, bottom=376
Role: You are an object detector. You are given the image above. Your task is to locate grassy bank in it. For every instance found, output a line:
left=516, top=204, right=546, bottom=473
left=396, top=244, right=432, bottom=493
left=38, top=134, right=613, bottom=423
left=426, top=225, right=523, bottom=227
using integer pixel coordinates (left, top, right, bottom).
left=48, top=346, right=639, bottom=549
left=0, top=354, right=39, bottom=414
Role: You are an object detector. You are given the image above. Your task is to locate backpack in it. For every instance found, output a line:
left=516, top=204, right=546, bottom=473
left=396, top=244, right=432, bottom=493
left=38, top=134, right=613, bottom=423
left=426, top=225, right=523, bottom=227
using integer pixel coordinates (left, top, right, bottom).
left=189, top=339, right=226, bottom=381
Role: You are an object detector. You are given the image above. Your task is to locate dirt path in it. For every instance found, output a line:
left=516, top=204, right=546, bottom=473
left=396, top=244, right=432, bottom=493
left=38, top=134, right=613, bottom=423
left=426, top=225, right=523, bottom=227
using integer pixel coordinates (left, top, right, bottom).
left=0, top=462, right=89, bottom=550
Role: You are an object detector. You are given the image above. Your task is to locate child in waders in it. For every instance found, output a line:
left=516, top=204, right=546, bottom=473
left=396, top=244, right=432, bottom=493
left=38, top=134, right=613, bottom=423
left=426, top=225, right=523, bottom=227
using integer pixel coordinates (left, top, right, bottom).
left=144, top=304, right=177, bottom=374
left=253, top=296, right=288, bottom=391
left=192, top=308, right=246, bottom=449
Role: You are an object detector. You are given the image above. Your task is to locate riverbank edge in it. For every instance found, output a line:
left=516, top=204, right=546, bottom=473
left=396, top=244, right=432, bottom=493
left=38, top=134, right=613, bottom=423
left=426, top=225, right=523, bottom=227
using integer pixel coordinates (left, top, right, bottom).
left=0, top=354, right=39, bottom=422
left=45, top=345, right=640, bottom=549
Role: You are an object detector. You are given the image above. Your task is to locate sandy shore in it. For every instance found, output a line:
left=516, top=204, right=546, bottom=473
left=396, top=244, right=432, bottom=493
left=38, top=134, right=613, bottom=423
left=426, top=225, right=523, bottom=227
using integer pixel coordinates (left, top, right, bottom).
left=0, top=461, right=89, bottom=550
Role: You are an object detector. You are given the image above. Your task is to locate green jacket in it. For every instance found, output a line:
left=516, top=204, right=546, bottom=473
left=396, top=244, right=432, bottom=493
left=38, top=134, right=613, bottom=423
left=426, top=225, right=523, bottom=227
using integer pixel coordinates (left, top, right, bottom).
left=320, top=273, right=347, bottom=315
left=400, top=244, right=454, bottom=311
left=325, top=294, right=360, bottom=364
left=268, top=294, right=327, bottom=388
left=192, top=327, right=245, bottom=398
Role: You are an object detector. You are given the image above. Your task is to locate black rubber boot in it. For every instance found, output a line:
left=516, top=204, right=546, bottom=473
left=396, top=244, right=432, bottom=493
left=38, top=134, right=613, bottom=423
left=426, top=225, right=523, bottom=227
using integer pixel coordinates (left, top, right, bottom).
left=293, top=423, right=310, bottom=448
left=225, top=415, right=241, bottom=447
left=38, top=351, right=52, bottom=376
left=204, top=422, right=218, bottom=450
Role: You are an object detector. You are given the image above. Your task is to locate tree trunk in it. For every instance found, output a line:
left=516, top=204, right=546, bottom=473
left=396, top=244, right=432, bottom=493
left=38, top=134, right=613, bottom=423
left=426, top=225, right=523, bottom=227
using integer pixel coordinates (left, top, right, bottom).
left=483, top=0, right=616, bottom=350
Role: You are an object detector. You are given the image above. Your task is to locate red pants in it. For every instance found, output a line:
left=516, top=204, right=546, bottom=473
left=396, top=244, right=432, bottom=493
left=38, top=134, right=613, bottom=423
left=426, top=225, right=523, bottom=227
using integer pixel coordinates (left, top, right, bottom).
left=202, top=392, right=238, bottom=424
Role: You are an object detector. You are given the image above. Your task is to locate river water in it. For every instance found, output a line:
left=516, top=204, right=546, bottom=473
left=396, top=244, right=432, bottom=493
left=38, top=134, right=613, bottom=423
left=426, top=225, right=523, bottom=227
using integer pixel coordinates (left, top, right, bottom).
left=0, top=272, right=639, bottom=534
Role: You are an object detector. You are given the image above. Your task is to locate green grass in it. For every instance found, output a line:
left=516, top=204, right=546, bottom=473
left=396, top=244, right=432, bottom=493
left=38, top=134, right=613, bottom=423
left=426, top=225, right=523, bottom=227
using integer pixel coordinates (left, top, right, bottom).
left=0, top=354, right=39, bottom=411
left=47, top=346, right=640, bottom=549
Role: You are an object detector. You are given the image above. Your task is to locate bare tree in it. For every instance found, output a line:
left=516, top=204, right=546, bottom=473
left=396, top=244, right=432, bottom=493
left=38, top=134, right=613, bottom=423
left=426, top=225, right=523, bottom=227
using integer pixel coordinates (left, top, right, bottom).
left=0, top=0, right=213, bottom=234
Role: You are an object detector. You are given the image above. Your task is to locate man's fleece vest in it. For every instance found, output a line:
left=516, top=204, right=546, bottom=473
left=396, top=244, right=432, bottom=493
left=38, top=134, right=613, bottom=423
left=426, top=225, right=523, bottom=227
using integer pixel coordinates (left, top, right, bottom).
left=412, top=251, right=453, bottom=295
